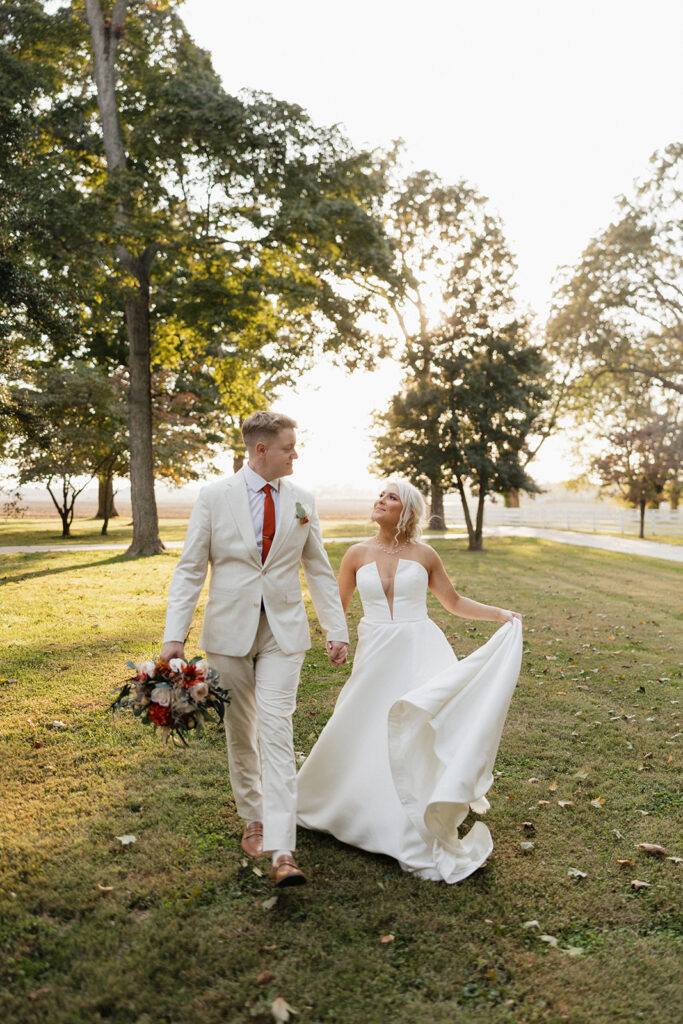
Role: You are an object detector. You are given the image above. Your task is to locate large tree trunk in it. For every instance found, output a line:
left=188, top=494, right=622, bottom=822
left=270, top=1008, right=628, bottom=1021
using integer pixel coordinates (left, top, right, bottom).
left=429, top=481, right=446, bottom=530
left=126, top=288, right=163, bottom=555
left=455, top=475, right=479, bottom=550
left=96, top=474, right=118, bottom=519
left=503, top=487, right=520, bottom=508
left=85, top=0, right=162, bottom=556
left=233, top=452, right=244, bottom=473
left=471, top=489, right=486, bottom=551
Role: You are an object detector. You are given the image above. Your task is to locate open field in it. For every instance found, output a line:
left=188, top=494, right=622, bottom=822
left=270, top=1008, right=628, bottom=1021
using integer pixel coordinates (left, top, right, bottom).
left=2, top=515, right=681, bottom=548
left=1, top=539, right=681, bottom=1023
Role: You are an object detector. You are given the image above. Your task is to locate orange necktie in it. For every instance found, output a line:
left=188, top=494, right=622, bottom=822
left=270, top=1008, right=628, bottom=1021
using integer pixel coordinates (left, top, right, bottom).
left=261, top=484, right=275, bottom=563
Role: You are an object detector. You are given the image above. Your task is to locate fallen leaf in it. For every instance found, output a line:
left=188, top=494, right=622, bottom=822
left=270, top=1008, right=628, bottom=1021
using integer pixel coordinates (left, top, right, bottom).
left=538, top=800, right=550, bottom=806
left=567, top=867, right=587, bottom=878
left=484, top=918, right=494, bottom=924
left=642, top=752, right=653, bottom=760
left=258, top=971, right=274, bottom=984
left=522, top=919, right=540, bottom=930
left=51, top=720, right=67, bottom=729
left=539, top=934, right=558, bottom=947
left=527, top=777, right=540, bottom=783
left=590, top=798, right=606, bottom=808
left=557, top=801, right=575, bottom=808
left=32, top=741, right=43, bottom=749
left=520, top=841, right=535, bottom=851
left=548, top=782, right=558, bottom=791
left=561, top=945, right=585, bottom=958
left=28, top=987, right=50, bottom=1001
left=252, top=866, right=264, bottom=877
left=612, top=829, right=625, bottom=839
left=240, top=857, right=248, bottom=868
left=630, top=879, right=650, bottom=890
left=666, top=856, right=682, bottom=864
left=616, top=859, right=633, bottom=867
left=637, top=843, right=667, bottom=856
left=259, top=944, right=277, bottom=952
left=96, top=883, right=114, bottom=892
left=271, top=997, right=297, bottom=1022
left=380, top=934, right=395, bottom=944
left=573, top=770, right=589, bottom=780
left=518, top=822, right=536, bottom=832
left=262, top=896, right=278, bottom=910
left=115, top=835, right=136, bottom=845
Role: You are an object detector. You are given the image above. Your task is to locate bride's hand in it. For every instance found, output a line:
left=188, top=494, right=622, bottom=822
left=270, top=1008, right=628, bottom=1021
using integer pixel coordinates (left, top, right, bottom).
left=497, top=608, right=522, bottom=623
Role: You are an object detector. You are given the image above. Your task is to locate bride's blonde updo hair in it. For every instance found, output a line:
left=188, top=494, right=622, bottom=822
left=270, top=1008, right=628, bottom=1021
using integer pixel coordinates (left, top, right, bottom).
left=382, top=478, right=426, bottom=543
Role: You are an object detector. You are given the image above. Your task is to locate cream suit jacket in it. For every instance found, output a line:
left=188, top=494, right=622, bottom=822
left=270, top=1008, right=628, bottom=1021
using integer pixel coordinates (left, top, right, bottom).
left=163, top=471, right=349, bottom=657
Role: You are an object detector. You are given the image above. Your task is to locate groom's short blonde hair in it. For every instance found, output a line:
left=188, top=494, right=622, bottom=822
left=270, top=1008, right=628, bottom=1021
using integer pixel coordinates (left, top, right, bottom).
left=242, top=410, right=297, bottom=450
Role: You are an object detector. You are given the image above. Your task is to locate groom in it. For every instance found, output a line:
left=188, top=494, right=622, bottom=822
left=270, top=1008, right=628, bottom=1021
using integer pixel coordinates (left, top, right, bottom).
left=160, top=411, right=348, bottom=886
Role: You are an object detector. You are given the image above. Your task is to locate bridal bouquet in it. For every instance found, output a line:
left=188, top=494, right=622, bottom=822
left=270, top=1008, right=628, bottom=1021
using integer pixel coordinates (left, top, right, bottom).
left=111, top=656, right=229, bottom=745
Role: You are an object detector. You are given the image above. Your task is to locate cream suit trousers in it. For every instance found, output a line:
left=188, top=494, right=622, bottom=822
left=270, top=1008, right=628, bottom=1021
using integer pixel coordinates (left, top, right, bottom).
left=207, top=611, right=304, bottom=852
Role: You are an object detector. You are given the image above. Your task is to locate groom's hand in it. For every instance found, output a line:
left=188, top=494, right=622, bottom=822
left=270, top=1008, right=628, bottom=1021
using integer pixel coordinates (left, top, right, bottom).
left=326, top=641, right=348, bottom=666
left=160, top=641, right=185, bottom=662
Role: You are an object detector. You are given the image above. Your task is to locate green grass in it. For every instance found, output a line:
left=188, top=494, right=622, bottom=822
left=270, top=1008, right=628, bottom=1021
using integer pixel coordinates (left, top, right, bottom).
left=0, top=539, right=681, bottom=1023
left=0, top=516, right=189, bottom=546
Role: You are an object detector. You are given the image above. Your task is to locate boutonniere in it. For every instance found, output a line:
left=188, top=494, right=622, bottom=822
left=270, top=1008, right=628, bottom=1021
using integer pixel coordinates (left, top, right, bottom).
left=295, top=502, right=311, bottom=525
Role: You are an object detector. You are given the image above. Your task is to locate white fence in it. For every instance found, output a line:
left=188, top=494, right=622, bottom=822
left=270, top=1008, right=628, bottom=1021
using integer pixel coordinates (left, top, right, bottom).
left=445, top=505, right=683, bottom=536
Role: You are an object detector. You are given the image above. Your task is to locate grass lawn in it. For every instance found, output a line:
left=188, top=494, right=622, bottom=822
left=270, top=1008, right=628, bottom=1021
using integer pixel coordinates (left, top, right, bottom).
left=0, top=539, right=681, bottom=1024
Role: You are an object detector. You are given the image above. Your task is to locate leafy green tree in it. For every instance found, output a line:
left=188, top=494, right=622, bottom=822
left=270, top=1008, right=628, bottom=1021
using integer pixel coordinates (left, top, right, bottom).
left=366, top=155, right=556, bottom=525
left=5, top=1, right=394, bottom=554
left=587, top=404, right=682, bottom=538
left=547, top=143, right=683, bottom=412
left=374, top=327, right=548, bottom=550
left=371, top=162, right=551, bottom=543
left=7, top=362, right=128, bottom=536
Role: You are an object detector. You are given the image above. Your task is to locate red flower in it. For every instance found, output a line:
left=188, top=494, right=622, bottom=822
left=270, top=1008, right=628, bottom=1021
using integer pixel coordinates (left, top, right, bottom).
left=181, top=664, right=202, bottom=687
left=147, top=701, right=173, bottom=727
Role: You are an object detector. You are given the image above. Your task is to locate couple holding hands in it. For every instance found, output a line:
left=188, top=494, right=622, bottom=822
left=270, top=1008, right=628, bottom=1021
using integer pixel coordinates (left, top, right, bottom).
left=161, top=411, right=522, bottom=888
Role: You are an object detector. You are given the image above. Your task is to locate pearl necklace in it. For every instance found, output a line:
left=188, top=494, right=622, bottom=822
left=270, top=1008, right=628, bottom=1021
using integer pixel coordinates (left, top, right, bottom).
left=374, top=536, right=411, bottom=555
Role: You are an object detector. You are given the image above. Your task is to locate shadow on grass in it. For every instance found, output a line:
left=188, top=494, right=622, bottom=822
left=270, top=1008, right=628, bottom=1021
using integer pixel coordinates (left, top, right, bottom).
left=0, top=551, right=176, bottom=587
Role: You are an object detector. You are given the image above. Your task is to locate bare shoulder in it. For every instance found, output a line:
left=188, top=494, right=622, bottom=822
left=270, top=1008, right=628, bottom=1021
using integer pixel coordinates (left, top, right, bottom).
left=341, top=540, right=374, bottom=571
left=409, top=540, right=442, bottom=570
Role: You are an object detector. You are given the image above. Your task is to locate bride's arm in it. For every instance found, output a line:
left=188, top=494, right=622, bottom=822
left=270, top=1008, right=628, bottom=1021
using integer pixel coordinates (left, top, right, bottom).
left=337, top=548, right=359, bottom=614
left=427, top=550, right=522, bottom=623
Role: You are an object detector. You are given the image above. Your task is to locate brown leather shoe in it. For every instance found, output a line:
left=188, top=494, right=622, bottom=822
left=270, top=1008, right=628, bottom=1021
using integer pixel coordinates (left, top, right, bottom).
left=240, top=821, right=263, bottom=858
left=269, top=854, right=307, bottom=887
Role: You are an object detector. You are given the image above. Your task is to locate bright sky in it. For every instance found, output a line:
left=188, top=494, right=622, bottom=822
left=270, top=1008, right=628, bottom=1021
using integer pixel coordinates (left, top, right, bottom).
left=181, top=0, right=683, bottom=491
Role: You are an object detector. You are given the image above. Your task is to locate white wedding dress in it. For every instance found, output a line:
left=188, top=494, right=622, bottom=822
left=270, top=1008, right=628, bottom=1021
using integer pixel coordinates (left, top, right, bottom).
left=296, top=559, right=523, bottom=883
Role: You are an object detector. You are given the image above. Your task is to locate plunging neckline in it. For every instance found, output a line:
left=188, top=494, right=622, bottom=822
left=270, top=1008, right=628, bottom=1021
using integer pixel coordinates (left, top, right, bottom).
left=357, top=559, right=428, bottom=620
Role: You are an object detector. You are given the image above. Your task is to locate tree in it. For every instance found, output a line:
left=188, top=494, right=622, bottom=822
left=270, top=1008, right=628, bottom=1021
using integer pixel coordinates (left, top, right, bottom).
left=372, top=163, right=551, bottom=545
left=587, top=406, right=682, bottom=538
left=375, top=327, right=548, bottom=551
left=364, top=155, right=556, bottom=525
left=547, top=143, right=683, bottom=412
left=7, top=362, right=127, bottom=536
left=6, top=2, right=394, bottom=554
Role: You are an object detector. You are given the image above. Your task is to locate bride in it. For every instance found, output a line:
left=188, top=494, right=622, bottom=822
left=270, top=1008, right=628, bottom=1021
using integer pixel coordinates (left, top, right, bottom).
left=296, top=479, right=523, bottom=883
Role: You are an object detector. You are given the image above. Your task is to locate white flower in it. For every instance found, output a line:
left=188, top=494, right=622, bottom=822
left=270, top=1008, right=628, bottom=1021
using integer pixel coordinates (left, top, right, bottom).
left=168, top=658, right=187, bottom=673
left=151, top=686, right=172, bottom=706
left=139, top=661, right=157, bottom=680
left=189, top=680, right=209, bottom=701
left=194, top=659, right=209, bottom=674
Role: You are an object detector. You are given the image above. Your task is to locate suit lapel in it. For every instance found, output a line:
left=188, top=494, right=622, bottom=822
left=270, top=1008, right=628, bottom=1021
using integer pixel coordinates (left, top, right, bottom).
left=225, top=471, right=262, bottom=568
left=265, top=480, right=296, bottom=566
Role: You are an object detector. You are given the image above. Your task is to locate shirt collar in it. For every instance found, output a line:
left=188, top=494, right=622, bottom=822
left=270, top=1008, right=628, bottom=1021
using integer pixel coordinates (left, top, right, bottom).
left=243, top=462, right=281, bottom=493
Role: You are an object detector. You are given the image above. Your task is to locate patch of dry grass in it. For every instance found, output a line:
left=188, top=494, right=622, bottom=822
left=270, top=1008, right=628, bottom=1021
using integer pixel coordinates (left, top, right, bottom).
left=0, top=539, right=681, bottom=1024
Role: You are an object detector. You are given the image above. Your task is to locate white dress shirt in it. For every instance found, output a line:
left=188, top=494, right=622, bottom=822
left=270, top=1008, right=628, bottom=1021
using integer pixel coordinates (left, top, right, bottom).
left=243, top=463, right=281, bottom=559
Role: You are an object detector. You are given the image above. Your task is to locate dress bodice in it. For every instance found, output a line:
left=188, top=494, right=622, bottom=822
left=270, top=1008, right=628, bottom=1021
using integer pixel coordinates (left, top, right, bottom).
left=356, top=560, right=429, bottom=622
